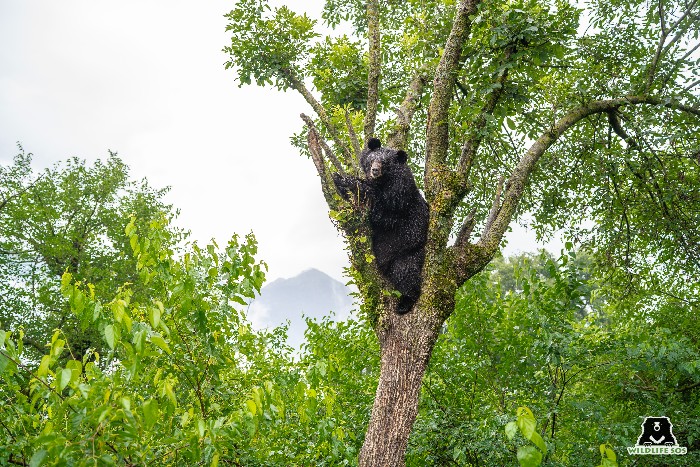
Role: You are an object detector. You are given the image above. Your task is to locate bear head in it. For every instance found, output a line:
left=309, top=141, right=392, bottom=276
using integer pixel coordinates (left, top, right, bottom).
left=360, top=138, right=408, bottom=183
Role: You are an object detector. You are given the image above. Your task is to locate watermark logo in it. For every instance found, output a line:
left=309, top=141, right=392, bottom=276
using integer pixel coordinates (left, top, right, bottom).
left=627, top=416, right=687, bottom=455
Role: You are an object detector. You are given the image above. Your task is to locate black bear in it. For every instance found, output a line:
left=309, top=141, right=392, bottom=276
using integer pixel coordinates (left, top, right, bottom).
left=333, top=138, right=429, bottom=314
left=636, top=417, right=678, bottom=446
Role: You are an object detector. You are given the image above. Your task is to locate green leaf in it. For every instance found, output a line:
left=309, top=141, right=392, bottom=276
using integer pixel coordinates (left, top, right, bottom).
left=246, top=399, right=257, bottom=416
left=66, top=359, right=82, bottom=383
left=164, top=382, right=177, bottom=407
left=134, top=330, right=146, bottom=355
left=104, top=324, right=117, bottom=350
left=30, top=449, right=48, bottom=467
left=529, top=431, right=547, bottom=455
left=505, top=421, right=518, bottom=440
left=57, top=368, right=72, bottom=391
left=516, top=406, right=536, bottom=439
left=142, top=398, right=159, bottom=429
left=517, top=445, right=543, bottom=467
left=150, top=335, right=171, bottom=354
left=37, top=355, right=51, bottom=378
left=149, top=305, right=161, bottom=329
left=50, top=338, right=65, bottom=358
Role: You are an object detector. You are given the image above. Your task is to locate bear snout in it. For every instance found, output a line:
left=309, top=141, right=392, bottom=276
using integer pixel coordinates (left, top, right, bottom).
left=370, top=161, right=382, bottom=178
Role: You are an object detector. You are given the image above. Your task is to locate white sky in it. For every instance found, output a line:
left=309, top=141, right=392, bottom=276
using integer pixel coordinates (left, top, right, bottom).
left=0, top=1, right=560, bottom=284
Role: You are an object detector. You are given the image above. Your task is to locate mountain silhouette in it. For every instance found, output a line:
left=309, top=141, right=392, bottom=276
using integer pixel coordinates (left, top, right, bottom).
left=246, top=268, right=355, bottom=348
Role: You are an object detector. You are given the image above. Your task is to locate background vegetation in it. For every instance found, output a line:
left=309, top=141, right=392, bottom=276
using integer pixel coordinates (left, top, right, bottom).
left=1, top=150, right=698, bottom=466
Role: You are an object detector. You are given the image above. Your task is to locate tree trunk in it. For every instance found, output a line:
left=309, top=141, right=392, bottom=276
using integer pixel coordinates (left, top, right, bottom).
left=358, top=305, right=441, bottom=467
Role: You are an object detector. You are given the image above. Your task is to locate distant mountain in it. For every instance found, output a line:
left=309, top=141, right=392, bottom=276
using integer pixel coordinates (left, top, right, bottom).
left=246, top=268, right=355, bottom=349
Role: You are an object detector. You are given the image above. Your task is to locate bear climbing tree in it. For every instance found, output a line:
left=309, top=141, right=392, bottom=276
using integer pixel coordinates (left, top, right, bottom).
left=225, top=0, right=700, bottom=464
left=332, top=138, right=429, bottom=314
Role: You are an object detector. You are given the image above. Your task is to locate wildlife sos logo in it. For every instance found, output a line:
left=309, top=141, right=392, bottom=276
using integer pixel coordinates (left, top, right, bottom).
left=627, top=416, right=688, bottom=455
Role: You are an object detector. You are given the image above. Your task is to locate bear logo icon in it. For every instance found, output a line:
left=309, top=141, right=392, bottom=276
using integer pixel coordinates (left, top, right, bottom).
left=636, top=416, right=678, bottom=446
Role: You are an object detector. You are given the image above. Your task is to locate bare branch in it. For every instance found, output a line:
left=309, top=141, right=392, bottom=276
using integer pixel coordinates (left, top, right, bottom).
left=685, top=78, right=700, bottom=91
left=364, top=0, right=381, bottom=141
left=386, top=70, right=427, bottom=150
left=659, top=0, right=667, bottom=35
left=482, top=175, right=505, bottom=237
left=300, top=113, right=345, bottom=174
left=425, top=0, right=482, bottom=183
left=301, top=113, right=343, bottom=207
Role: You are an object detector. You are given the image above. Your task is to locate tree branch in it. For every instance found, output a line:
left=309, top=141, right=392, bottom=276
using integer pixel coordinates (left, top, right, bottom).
left=301, top=113, right=341, bottom=208
left=386, top=70, right=427, bottom=150
left=301, top=114, right=345, bottom=174
left=645, top=0, right=699, bottom=92
left=606, top=109, right=639, bottom=148
left=454, top=207, right=477, bottom=249
left=364, top=0, right=381, bottom=141
left=283, top=69, right=354, bottom=167
left=452, top=95, right=700, bottom=282
left=425, top=0, right=482, bottom=185
left=458, top=47, right=513, bottom=180
left=482, top=175, right=505, bottom=237
left=345, top=109, right=362, bottom=171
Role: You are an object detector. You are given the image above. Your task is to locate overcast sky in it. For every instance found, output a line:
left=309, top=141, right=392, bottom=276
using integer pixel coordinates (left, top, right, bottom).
left=0, top=1, right=560, bottom=284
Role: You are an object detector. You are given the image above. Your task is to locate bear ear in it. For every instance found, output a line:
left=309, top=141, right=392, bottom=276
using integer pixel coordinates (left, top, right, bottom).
left=396, top=150, right=408, bottom=163
left=367, top=138, right=381, bottom=150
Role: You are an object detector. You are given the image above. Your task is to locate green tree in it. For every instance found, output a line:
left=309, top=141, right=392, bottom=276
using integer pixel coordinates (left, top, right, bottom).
left=0, top=148, right=182, bottom=360
left=224, top=0, right=700, bottom=464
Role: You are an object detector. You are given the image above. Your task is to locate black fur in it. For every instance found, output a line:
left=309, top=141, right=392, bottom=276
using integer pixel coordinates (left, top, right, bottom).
left=332, top=139, right=428, bottom=314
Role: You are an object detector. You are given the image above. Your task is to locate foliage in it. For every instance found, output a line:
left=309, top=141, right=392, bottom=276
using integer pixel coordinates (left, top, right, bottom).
left=0, top=147, right=183, bottom=362
left=0, top=154, right=375, bottom=465
left=2, top=197, right=699, bottom=465
left=505, top=407, right=548, bottom=467
left=409, top=248, right=700, bottom=466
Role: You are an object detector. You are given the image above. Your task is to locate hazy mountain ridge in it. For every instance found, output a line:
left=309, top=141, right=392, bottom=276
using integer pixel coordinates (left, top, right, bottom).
left=247, top=268, right=355, bottom=348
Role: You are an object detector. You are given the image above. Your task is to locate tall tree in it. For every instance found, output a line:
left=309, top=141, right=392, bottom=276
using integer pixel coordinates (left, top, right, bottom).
left=0, top=148, right=182, bottom=359
left=224, top=0, right=700, bottom=463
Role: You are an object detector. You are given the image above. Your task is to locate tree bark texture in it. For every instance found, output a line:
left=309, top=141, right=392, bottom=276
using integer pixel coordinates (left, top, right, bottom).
left=358, top=303, right=442, bottom=467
